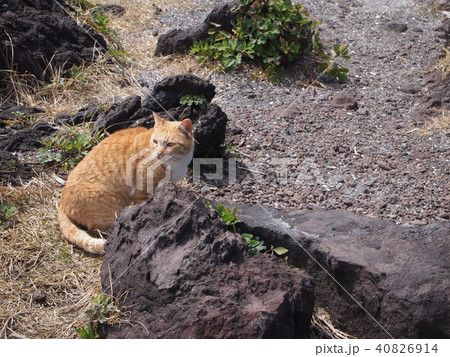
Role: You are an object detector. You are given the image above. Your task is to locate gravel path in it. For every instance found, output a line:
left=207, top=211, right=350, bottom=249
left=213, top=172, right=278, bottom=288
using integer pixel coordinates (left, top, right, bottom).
left=174, top=0, right=449, bottom=225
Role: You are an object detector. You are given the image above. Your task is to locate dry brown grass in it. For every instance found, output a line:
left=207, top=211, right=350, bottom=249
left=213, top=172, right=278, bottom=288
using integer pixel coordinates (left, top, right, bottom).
left=0, top=175, right=102, bottom=338
left=0, top=0, right=222, bottom=117
left=0, top=55, right=142, bottom=117
left=311, top=308, right=355, bottom=339
left=425, top=47, right=450, bottom=79
left=92, top=0, right=220, bottom=81
left=417, top=110, right=450, bottom=135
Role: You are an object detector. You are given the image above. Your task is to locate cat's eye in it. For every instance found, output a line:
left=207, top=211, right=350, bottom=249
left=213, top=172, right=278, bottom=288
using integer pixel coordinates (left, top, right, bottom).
left=166, top=142, right=176, bottom=147
left=153, top=139, right=158, bottom=144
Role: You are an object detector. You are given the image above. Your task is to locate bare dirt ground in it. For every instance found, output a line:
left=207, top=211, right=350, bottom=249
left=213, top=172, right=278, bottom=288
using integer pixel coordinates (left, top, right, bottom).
left=0, top=0, right=448, bottom=339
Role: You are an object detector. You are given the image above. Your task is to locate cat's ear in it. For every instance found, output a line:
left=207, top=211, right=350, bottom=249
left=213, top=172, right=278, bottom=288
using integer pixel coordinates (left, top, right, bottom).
left=153, top=112, right=166, bottom=128
left=178, top=119, right=193, bottom=137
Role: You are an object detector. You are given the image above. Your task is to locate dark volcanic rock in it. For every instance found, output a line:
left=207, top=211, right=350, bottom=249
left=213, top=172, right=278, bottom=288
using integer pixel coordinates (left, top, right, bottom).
left=142, top=74, right=216, bottom=111
left=420, top=70, right=450, bottom=110
left=386, top=22, right=408, bottom=33
left=0, top=106, right=44, bottom=121
left=55, top=104, right=102, bottom=126
left=155, top=1, right=238, bottom=56
left=93, top=96, right=142, bottom=133
left=0, top=0, right=106, bottom=79
left=0, top=150, right=35, bottom=185
left=332, top=93, right=358, bottom=110
left=237, top=206, right=450, bottom=338
left=91, top=75, right=227, bottom=156
left=100, top=183, right=314, bottom=339
left=32, top=289, right=47, bottom=304
left=97, top=4, right=126, bottom=16
left=0, top=123, right=56, bottom=152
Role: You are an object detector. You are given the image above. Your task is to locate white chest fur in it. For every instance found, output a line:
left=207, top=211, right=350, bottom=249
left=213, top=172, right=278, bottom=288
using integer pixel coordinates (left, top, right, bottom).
left=162, top=146, right=194, bottom=183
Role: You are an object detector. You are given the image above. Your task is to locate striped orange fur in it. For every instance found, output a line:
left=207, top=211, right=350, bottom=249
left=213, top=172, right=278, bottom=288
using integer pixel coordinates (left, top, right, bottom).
left=58, top=113, right=194, bottom=254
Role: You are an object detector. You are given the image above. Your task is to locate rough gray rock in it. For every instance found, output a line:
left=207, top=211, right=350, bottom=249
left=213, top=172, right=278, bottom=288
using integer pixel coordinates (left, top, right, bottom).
left=237, top=205, right=450, bottom=339
left=331, top=93, right=358, bottom=110
left=154, top=1, right=238, bottom=56
left=0, top=106, right=44, bottom=121
left=142, top=74, right=216, bottom=111
left=386, top=22, right=408, bottom=33
left=54, top=103, right=101, bottom=126
left=93, top=95, right=142, bottom=133
left=99, top=183, right=314, bottom=339
left=90, top=74, right=227, bottom=157
left=0, top=123, right=56, bottom=152
left=0, top=0, right=106, bottom=79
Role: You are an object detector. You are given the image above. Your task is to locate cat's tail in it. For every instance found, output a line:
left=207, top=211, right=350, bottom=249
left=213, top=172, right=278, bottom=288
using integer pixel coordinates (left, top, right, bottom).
left=58, top=209, right=105, bottom=254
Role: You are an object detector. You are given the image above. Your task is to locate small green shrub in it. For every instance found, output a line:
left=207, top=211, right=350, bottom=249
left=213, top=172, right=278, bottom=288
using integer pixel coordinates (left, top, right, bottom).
left=204, top=200, right=288, bottom=256
left=108, top=46, right=130, bottom=67
left=52, top=66, right=88, bottom=87
left=39, top=125, right=104, bottom=170
left=316, top=43, right=351, bottom=83
left=179, top=94, right=209, bottom=109
left=190, top=0, right=350, bottom=84
left=5, top=111, right=39, bottom=128
left=90, top=7, right=117, bottom=37
left=205, top=201, right=239, bottom=233
left=0, top=202, right=17, bottom=228
left=66, top=0, right=117, bottom=37
left=75, top=323, right=98, bottom=339
left=241, top=232, right=266, bottom=254
left=75, top=294, right=119, bottom=339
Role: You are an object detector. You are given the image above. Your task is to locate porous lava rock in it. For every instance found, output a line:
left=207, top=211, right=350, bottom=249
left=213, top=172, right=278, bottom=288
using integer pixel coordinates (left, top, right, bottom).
left=0, top=123, right=56, bottom=152
left=142, top=74, right=216, bottom=111
left=0, top=106, right=44, bottom=121
left=154, top=1, right=238, bottom=56
left=331, top=93, right=358, bottom=110
left=99, top=183, right=314, bottom=339
left=237, top=205, right=450, bottom=338
left=91, top=74, right=227, bottom=157
left=0, top=0, right=106, bottom=79
left=92, top=95, right=142, bottom=133
left=0, top=150, right=35, bottom=185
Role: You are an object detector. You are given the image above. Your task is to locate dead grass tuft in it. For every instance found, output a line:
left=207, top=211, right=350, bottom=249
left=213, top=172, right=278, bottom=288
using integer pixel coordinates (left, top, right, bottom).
left=0, top=175, right=102, bottom=338
left=428, top=47, right=450, bottom=79
left=417, top=110, right=450, bottom=135
left=311, top=308, right=356, bottom=339
left=0, top=54, right=142, bottom=117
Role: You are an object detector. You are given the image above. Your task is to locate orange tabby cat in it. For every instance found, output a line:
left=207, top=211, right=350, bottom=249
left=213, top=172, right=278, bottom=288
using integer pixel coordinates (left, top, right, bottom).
left=58, top=113, right=194, bottom=254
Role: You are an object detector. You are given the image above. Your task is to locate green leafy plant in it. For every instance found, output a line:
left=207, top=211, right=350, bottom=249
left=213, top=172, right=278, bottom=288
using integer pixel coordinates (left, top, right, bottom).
left=0, top=202, right=17, bottom=228
left=108, top=46, right=130, bottom=67
left=191, top=0, right=350, bottom=84
left=205, top=201, right=239, bottom=233
left=221, top=143, right=241, bottom=159
left=241, top=232, right=266, bottom=254
left=179, top=94, right=209, bottom=109
left=39, top=125, right=104, bottom=170
left=5, top=111, right=39, bottom=128
left=75, top=293, right=119, bottom=339
left=90, top=7, right=117, bottom=37
left=75, top=323, right=98, bottom=339
left=316, top=44, right=351, bottom=83
left=66, top=0, right=117, bottom=37
left=52, top=66, right=88, bottom=87
left=204, top=200, right=288, bottom=256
